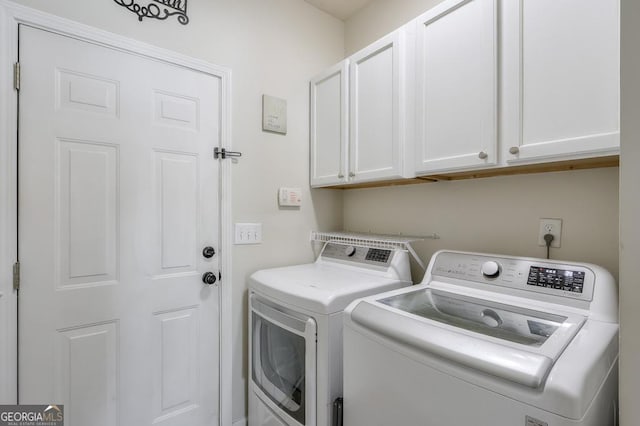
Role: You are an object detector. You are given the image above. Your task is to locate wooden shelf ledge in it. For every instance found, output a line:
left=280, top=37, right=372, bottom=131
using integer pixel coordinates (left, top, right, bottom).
left=321, top=155, right=620, bottom=190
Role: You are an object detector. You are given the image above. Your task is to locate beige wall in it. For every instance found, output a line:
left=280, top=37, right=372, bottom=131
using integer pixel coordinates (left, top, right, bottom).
left=620, top=0, right=640, bottom=423
left=7, top=0, right=345, bottom=422
left=344, top=168, right=620, bottom=282
left=345, top=0, right=444, bottom=55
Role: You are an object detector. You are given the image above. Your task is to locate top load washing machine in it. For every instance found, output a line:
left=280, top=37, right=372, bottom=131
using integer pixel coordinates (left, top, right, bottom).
left=343, top=250, right=619, bottom=426
left=248, top=233, right=416, bottom=426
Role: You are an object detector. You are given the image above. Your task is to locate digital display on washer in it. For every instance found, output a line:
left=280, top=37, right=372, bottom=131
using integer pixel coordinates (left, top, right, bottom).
left=365, top=248, right=391, bottom=263
left=527, top=266, right=585, bottom=293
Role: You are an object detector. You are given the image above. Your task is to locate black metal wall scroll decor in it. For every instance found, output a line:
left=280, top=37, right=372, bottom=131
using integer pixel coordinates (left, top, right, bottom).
left=113, top=0, right=189, bottom=25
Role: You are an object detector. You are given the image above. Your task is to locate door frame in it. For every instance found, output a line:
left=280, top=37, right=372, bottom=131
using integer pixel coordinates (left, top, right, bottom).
left=0, top=2, right=234, bottom=425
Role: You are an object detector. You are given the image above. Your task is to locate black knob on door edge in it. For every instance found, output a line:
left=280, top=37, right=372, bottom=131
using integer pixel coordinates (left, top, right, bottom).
left=202, top=246, right=216, bottom=258
left=202, top=272, right=217, bottom=285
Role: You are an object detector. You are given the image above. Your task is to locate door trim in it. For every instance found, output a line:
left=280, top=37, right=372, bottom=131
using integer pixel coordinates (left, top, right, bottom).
left=0, top=2, right=234, bottom=425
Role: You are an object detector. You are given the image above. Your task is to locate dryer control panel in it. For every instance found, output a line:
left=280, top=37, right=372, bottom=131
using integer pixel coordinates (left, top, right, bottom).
left=321, top=243, right=394, bottom=267
left=430, top=251, right=595, bottom=302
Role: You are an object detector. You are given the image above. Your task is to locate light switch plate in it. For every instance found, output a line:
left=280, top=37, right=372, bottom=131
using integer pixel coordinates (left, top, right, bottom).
left=262, top=95, right=287, bottom=134
left=235, top=223, right=262, bottom=245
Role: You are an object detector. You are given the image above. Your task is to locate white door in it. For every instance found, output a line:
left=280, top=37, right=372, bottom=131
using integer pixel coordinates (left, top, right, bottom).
left=349, top=30, right=409, bottom=183
left=501, top=0, right=619, bottom=164
left=309, top=61, right=349, bottom=187
left=414, top=0, right=497, bottom=174
left=18, top=25, right=221, bottom=426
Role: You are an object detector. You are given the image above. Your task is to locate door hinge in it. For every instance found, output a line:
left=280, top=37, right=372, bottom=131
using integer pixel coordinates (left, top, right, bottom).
left=12, top=262, right=20, bottom=291
left=218, top=271, right=222, bottom=281
left=213, top=147, right=242, bottom=160
left=13, top=62, right=20, bottom=91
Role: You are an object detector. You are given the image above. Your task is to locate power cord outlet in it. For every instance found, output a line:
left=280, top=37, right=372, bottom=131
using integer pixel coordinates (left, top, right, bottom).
left=538, top=218, right=562, bottom=248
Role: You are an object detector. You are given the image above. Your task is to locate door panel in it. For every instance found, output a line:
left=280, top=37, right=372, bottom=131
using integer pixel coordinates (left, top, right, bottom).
left=502, top=0, right=619, bottom=163
left=352, top=44, right=394, bottom=172
left=153, top=91, right=199, bottom=130
left=309, top=62, right=348, bottom=187
left=58, top=139, right=119, bottom=288
left=414, top=0, right=498, bottom=174
left=349, top=31, right=404, bottom=183
left=152, top=307, right=199, bottom=422
left=521, top=0, right=618, bottom=145
left=55, top=322, right=118, bottom=426
left=155, top=151, right=198, bottom=274
left=57, top=69, right=120, bottom=117
left=19, top=25, right=220, bottom=426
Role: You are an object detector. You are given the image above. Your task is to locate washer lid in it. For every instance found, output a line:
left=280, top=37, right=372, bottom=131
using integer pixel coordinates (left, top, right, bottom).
left=379, top=288, right=570, bottom=347
left=249, top=263, right=409, bottom=314
left=350, top=287, right=587, bottom=388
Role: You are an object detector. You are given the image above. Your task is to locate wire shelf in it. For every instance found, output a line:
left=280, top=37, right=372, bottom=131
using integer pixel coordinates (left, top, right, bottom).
left=310, top=231, right=438, bottom=249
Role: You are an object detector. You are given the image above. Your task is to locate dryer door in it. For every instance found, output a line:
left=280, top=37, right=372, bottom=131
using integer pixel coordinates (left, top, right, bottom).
left=250, top=295, right=317, bottom=426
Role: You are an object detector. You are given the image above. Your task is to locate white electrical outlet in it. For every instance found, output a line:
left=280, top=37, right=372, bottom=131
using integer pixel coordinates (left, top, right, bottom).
left=538, top=218, right=562, bottom=248
left=235, top=223, right=262, bottom=245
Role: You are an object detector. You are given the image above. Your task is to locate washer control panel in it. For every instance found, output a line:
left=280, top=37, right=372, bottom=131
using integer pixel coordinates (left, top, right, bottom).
left=321, top=243, right=394, bottom=267
left=527, top=266, right=585, bottom=294
left=431, top=252, right=595, bottom=302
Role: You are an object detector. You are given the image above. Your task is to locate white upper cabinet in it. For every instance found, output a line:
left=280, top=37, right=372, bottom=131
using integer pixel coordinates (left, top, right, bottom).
left=501, top=0, right=620, bottom=164
left=310, top=0, right=619, bottom=187
left=414, top=0, right=498, bottom=174
left=349, top=29, right=414, bottom=184
left=310, top=61, right=349, bottom=187
left=310, top=28, right=414, bottom=187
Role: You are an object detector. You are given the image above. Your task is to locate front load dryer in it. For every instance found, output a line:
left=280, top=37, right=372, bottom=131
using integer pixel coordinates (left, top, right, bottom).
left=248, top=235, right=413, bottom=426
left=344, top=250, right=619, bottom=426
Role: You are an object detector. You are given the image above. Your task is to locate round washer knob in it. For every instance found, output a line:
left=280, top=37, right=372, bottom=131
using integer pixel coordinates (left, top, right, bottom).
left=344, top=246, right=356, bottom=257
left=481, top=309, right=502, bottom=328
left=481, top=261, right=500, bottom=278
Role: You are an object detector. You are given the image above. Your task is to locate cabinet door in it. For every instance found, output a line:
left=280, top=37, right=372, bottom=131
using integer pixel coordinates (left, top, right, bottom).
left=502, top=0, right=619, bottom=164
left=414, top=0, right=498, bottom=174
left=349, top=30, right=410, bottom=183
left=310, top=61, right=348, bottom=187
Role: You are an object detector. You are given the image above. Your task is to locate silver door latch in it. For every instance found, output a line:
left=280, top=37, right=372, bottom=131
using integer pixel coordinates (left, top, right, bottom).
left=214, top=147, right=242, bottom=160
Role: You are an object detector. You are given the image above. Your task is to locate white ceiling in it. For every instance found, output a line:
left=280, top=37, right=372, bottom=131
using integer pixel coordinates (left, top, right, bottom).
left=304, top=0, right=375, bottom=20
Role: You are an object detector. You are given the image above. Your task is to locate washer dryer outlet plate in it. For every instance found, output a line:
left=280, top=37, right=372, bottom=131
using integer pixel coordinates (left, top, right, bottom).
left=538, top=218, right=562, bottom=248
